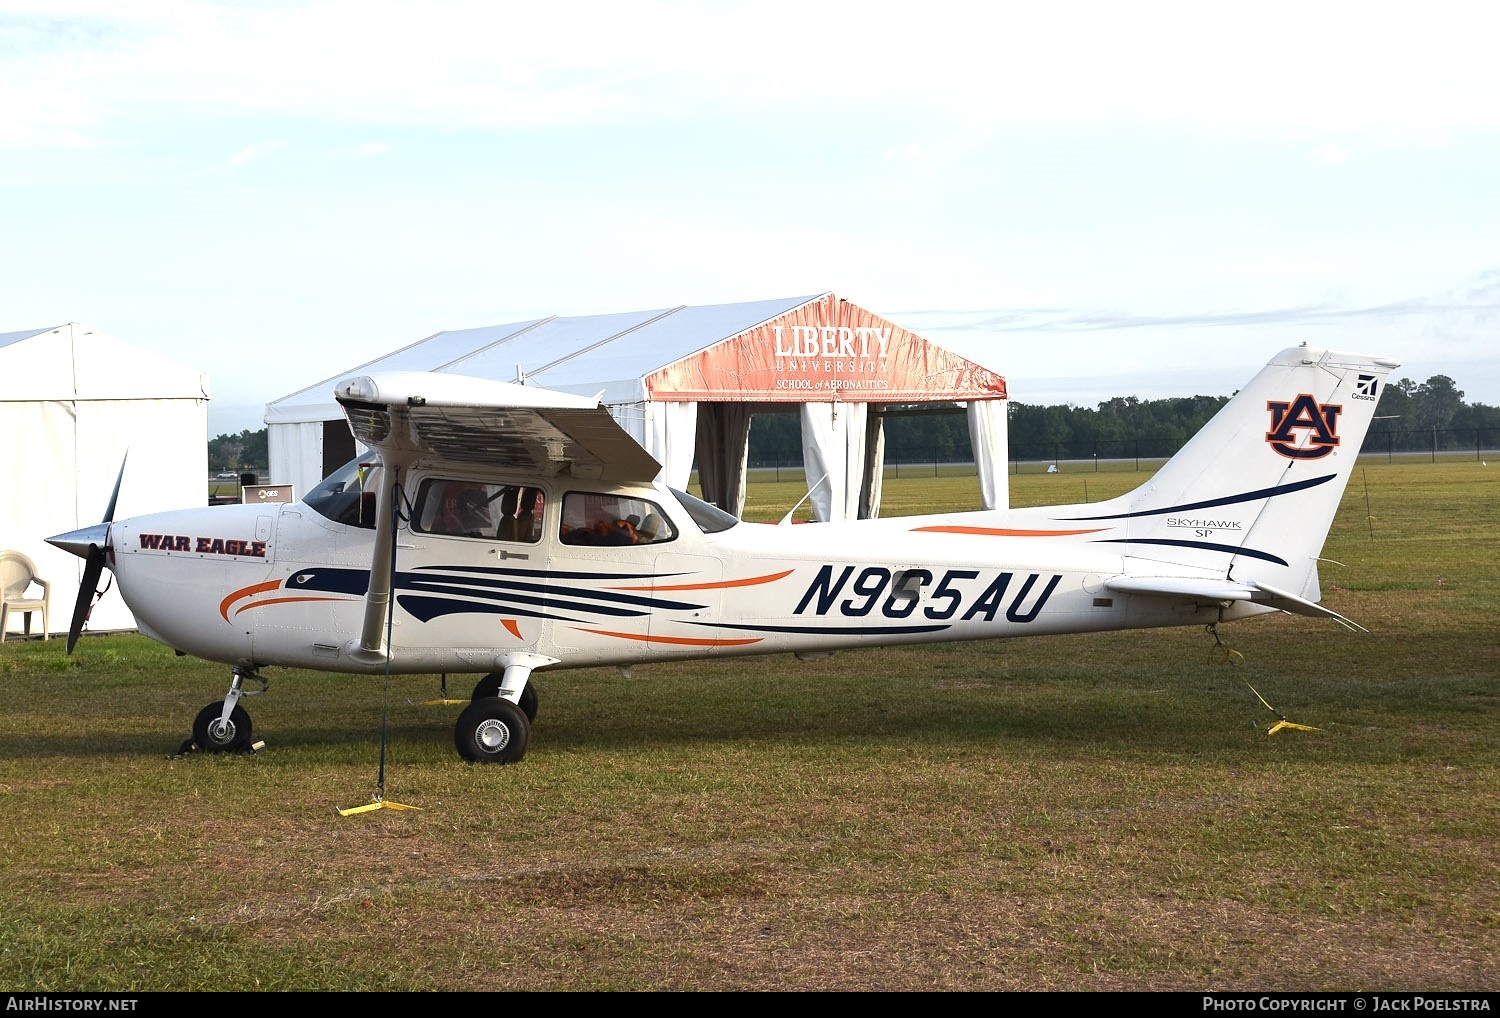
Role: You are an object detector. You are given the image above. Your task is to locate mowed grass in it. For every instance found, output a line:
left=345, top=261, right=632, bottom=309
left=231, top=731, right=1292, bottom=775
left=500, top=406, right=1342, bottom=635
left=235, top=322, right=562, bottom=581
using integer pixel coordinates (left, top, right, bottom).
left=0, top=458, right=1495, bottom=992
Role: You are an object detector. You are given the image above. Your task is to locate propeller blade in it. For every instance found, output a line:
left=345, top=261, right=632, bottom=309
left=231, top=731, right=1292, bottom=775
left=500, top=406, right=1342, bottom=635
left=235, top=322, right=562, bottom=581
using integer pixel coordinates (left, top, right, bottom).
left=66, top=546, right=106, bottom=655
left=47, top=452, right=128, bottom=654
left=102, top=452, right=127, bottom=523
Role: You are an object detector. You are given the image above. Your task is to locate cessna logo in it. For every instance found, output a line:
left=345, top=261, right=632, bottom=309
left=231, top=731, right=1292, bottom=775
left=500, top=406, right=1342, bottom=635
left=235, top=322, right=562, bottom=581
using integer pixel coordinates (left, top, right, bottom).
left=1266, top=395, right=1342, bottom=459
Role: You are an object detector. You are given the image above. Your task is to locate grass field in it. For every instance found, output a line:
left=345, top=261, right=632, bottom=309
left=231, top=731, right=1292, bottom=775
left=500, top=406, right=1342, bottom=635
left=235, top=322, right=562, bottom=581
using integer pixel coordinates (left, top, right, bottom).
left=2, top=458, right=1496, bottom=992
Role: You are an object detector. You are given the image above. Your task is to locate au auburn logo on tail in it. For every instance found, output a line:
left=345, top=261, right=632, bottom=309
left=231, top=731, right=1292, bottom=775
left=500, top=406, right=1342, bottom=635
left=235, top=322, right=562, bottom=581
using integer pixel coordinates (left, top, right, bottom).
left=1266, top=394, right=1342, bottom=459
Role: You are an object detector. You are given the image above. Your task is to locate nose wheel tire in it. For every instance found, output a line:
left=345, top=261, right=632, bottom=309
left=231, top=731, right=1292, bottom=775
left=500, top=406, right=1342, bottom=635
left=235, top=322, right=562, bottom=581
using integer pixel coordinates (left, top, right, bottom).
left=192, top=701, right=254, bottom=753
left=455, top=697, right=530, bottom=764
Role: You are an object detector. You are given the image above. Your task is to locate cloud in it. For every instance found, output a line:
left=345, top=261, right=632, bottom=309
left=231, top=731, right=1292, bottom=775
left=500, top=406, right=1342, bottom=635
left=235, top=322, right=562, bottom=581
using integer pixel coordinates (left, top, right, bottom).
left=6, top=0, right=1500, bottom=150
left=1308, top=143, right=1348, bottom=164
left=897, top=282, right=1500, bottom=335
left=888, top=270, right=1500, bottom=404
left=226, top=139, right=286, bottom=168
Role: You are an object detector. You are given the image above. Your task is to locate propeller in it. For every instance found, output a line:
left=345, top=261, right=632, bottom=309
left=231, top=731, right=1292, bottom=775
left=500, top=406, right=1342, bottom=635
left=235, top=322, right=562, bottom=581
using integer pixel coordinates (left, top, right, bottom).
left=46, top=454, right=127, bottom=654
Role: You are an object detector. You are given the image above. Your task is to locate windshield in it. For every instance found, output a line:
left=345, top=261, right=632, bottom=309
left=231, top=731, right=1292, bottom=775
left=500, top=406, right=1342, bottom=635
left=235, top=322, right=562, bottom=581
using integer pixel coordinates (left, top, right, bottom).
left=304, top=455, right=381, bottom=528
left=669, top=487, right=739, bottom=533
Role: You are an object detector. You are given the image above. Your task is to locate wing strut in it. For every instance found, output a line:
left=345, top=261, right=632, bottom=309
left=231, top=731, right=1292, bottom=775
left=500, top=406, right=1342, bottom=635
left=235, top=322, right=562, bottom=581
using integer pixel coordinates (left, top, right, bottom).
left=340, top=470, right=420, bottom=817
left=345, top=461, right=403, bottom=665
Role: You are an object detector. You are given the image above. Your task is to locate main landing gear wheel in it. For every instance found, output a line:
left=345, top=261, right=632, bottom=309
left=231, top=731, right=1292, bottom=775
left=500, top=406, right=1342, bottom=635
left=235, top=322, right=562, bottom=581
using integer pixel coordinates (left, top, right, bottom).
left=471, top=672, right=538, bottom=722
left=192, top=700, right=254, bottom=753
left=455, top=697, right=530, bottom=764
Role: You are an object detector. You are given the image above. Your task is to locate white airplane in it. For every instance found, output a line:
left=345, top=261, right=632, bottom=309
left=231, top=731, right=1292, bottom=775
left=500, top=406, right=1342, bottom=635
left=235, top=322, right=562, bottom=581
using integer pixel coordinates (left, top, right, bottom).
left=48, top=344, right=1399, bottom=764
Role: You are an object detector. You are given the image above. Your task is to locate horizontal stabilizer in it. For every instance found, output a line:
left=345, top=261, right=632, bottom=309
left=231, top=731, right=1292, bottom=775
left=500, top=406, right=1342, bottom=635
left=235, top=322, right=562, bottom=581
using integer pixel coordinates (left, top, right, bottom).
left=1105, top=576, right=1256, bottom=602
left=1105, top=576, right=1367, bottom=632
left=1250, top=579, right=1368, bottom=632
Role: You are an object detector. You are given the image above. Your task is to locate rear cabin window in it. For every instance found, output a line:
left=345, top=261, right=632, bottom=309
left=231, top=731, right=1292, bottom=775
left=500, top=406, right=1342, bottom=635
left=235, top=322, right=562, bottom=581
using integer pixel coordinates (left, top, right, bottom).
left=559, top=492, right=675, bottom=546
left=413, top=479, right=544, bottom=542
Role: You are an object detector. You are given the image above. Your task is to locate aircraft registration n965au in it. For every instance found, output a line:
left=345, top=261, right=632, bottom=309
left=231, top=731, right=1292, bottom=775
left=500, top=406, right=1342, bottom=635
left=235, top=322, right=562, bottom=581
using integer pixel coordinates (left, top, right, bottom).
left=48, top=344, right=1399, bottom=764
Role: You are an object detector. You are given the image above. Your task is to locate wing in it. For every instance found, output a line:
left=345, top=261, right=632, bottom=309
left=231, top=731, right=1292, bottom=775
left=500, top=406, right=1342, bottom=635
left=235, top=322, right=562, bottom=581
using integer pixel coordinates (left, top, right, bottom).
left=1105, top=576, right=1367, bottom=632
left=333, top=371, right=662, bottom=664
left=335, top=371, right=661, bottom=483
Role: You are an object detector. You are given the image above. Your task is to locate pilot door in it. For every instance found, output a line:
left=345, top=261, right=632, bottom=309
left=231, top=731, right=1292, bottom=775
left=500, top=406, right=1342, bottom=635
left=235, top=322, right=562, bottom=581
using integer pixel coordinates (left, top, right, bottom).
left=404, top=478, right=552, bottom=654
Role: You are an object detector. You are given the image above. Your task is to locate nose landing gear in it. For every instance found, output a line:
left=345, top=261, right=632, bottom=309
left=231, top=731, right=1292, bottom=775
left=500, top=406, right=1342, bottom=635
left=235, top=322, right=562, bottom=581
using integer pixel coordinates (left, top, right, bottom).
left=173, top=666, right=267, bottom=757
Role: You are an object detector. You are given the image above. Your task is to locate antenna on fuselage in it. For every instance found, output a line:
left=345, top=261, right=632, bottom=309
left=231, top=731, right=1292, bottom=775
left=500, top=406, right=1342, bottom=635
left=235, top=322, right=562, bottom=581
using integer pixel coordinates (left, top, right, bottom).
left=779, top=472, right=830, bottom=526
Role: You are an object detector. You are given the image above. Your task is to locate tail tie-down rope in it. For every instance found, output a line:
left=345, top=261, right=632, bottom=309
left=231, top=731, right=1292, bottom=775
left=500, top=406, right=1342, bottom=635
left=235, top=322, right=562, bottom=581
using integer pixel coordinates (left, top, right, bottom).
left=1205, top=623, right=1245, bottom=667
left=1243, top=679, right=1323, bottom=736
left=1204, top=624, right=1321, bottom=735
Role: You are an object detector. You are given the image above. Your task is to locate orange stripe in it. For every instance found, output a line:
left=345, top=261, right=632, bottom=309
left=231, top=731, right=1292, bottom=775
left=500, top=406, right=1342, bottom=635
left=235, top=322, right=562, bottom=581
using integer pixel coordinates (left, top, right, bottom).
left=577, top=627, right=763, bottom=647
left=220, top=580, right=285, bottom=621
left=611, top=568, right=795, bottom=592
left=502, top=619, right=522, bottom=640
left=232, top=595, right=350, bottom=617
left=911, top=525, right=1109, bottom=537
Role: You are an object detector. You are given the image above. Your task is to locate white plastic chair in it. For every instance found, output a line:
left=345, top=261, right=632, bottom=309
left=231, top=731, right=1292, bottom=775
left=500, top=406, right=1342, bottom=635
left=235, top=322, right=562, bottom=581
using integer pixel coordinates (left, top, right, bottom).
left=0, top=550, right=51, bottom=642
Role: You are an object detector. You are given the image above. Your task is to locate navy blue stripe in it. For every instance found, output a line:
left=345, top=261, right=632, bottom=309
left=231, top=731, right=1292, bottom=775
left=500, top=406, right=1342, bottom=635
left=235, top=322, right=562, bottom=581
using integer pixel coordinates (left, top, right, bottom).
left=284, top=567, right=369, bottom=595
left=412, top=564, right=670, bottom=582
left=1063, top=473, right=1335, bottom=522
left=401, top=573, right=704, bottom=612
left=712, top=622, right=952, bottom=636
left=1092, top=538, right=1289, bottom=566
left=397, top=595, right=584, bottom=624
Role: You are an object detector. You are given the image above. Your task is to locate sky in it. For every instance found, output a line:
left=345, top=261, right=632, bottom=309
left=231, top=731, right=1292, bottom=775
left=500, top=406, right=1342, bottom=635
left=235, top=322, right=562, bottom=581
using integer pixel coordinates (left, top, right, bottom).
left=4, top=0, right=1498, bottom=437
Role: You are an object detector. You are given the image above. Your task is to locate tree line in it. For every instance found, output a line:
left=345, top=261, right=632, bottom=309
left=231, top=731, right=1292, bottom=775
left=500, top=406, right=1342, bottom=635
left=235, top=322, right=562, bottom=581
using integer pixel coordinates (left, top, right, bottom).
left=210, top=371, right=1499, bottom=474
left=750, top=372, right=1500, bottom=465
left=208, top=429, right=268, bottom=474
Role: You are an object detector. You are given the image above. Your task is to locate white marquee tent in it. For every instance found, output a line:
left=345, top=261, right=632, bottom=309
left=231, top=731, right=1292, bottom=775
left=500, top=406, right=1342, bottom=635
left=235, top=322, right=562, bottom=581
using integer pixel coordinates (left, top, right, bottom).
left=0, top=323, right=210, bottom=639
left=266, top=293, right=1010, bottom=521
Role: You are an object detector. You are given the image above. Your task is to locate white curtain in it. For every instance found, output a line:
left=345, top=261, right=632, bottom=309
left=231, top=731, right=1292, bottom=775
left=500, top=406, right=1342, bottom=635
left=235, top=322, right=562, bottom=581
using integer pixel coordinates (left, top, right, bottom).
left=654, top=400, right=699, bottom=491
left=799, top=400, right=869, bottom=522
left=858, top=410, right=886, bottom=519
left=967, top=399, right=1009, bottom=510
left=612, top=400, right=698, bottom=490
left=269, top=421, right=332, bottom=501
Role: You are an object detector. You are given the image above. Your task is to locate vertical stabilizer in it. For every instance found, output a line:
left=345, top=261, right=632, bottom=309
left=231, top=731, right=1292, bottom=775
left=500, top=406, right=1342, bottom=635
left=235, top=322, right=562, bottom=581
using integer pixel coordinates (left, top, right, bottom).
left=1061, top=345, right=1400, bottom=597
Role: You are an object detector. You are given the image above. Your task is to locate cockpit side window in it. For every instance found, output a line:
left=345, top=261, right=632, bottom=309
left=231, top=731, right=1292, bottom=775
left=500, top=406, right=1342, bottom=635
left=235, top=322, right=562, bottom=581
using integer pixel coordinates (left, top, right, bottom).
left=558, top=492, right=676, bottom=546
left=303, top=456, right=381, bottom=529
left=412, top=479, right=544, bottom=542
left=669, top=487, right=739, bottom=533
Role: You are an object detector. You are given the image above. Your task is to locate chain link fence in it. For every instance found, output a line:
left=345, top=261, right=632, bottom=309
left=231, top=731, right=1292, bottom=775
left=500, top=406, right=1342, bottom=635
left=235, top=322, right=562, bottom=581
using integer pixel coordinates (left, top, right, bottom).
left=748, top=426, right=1497, bottom=479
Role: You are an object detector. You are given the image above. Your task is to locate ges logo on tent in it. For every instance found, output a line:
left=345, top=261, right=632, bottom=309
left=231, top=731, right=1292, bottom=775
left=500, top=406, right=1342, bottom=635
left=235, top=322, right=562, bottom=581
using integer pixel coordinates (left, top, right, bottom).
left=1266, top=395, right=1342, bottom=459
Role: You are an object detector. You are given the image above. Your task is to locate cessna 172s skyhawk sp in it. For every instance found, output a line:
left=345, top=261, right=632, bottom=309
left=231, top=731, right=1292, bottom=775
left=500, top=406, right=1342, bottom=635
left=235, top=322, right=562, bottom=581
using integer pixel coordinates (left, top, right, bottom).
left=48, top=344, right=1398, bottom=764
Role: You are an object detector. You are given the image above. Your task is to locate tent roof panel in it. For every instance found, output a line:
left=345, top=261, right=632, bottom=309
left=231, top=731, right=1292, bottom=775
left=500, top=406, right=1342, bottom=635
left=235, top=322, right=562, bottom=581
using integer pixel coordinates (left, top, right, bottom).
left=264, top=292, right=1003, bottom=423
left=0, top=323, right=209, bottom=401
left=0, top=327, right=55, bottom=349
left=521, top=296, right=819, bottom=398
left=263, top=318, right=553, bottom=412
left=447, top=307, right=687, bottom=387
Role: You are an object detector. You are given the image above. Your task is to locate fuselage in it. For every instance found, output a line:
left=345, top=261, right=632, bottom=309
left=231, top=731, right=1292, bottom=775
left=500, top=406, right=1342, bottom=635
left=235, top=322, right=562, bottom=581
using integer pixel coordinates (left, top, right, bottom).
left=103, top=469, right=1256, bottom=678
